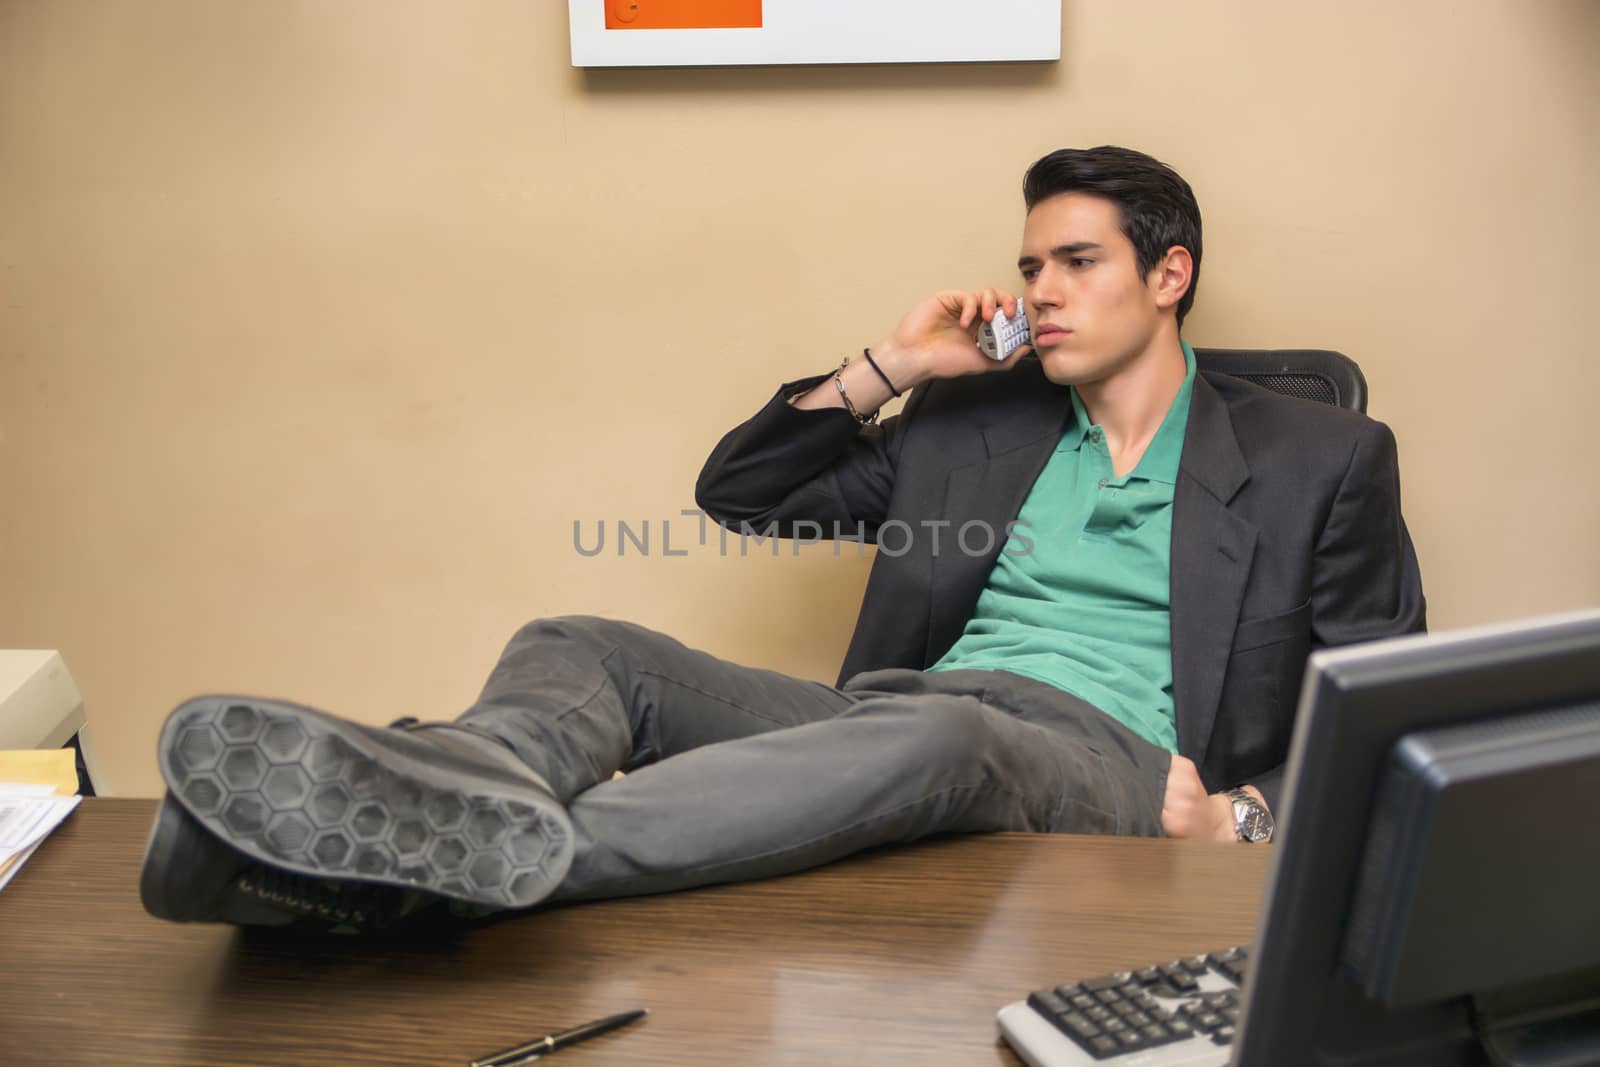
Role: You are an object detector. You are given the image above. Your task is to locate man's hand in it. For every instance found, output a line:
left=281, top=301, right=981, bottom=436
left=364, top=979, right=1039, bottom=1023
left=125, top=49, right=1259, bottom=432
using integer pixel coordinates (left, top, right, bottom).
left=868, top=289, right=1032, bottom=393
left=1162, top=754, right=1249, bottom=842
left=791, top=288, right=1031, bottom=417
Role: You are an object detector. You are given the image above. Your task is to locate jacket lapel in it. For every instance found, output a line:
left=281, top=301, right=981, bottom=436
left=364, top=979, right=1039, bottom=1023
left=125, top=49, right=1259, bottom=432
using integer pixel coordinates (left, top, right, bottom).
left=1170, top=374, right=1257, bottom=763
left=925, top=374, right=1070, bottom=663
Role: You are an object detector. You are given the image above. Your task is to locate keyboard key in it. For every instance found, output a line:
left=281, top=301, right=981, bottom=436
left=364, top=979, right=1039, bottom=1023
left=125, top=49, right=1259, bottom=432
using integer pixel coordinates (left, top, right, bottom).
left=1081, top=972, right=1132, bottom=991
left=1166, top=970, right=1200, bottom=993
left=1207, top=947, right=1247, bottom=969
left=1113, top=1028, right=1146, bottom=1050
left=1087, top=1035, right=1119, bottom=1057
left=1027, top=990, right=1070, bottom=1018
left=1140, top=1023, right=1173, bottom=1044
left=1212, top=1024, right=1237, bottom=1045
left=1196, top=1012, right=1225, bottom=1032
left=1134, top=966, right=1164, bottom=985
left=1060, top=1012, right=1101, bottom=1041
left=1066, top=992, right=1096, bottom=1011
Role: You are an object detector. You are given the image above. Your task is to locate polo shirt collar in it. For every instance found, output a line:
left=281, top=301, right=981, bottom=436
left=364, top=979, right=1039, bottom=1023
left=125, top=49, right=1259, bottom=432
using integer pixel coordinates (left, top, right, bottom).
left=1061, top=340, right=1197, bottom=486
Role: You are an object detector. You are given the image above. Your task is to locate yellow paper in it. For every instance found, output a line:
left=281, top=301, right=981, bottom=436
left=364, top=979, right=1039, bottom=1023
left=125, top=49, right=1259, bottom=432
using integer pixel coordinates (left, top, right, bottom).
left=0, top=748, right=79, bottom=796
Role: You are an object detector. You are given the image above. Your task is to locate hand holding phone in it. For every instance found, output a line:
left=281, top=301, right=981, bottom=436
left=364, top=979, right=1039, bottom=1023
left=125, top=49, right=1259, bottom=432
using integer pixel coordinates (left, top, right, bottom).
left=976, top=301, right=1031, bottom=361
left=867, top=290, right=1029, bottom=393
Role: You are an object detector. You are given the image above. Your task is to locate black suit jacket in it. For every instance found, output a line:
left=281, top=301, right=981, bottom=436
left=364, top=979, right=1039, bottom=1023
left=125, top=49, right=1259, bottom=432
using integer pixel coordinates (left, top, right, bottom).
left=695, top=357, right=1426, bottom=813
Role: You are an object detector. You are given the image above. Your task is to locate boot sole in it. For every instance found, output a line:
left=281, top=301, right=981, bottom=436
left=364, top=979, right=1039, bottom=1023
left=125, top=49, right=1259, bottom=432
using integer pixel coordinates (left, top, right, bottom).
left=139, top=793, right=296, bottom=925
left=156, top=696, right=574, bottom=910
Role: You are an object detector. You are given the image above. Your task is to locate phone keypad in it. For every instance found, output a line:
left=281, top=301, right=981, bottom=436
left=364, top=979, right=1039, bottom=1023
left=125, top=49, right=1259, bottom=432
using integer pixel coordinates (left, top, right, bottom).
left=979, top=304, right=1031, bottom=360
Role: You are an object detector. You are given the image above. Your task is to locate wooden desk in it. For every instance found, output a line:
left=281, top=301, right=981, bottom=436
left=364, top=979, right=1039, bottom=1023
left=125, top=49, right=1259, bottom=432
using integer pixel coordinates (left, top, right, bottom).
left=1, top=799, right=1272, bottom=1066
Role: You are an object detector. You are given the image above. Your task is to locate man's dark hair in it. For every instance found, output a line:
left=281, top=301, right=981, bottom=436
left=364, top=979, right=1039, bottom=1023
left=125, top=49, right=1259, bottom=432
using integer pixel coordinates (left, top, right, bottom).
left=1023, top=146, right=1202, bottom=327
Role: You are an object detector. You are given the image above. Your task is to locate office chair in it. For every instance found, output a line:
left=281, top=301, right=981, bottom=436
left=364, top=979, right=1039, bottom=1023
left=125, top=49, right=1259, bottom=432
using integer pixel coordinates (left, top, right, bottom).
left=1193, top=348, right=1366, bottom=414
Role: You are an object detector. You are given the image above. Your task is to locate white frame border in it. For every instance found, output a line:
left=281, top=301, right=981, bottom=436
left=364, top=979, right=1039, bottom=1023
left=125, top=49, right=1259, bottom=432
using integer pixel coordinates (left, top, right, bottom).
left=568, top=1, right=1061, bottom=68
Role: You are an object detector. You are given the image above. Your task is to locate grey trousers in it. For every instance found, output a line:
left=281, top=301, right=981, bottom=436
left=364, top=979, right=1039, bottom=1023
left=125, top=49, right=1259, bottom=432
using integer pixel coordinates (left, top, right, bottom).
left=458, top=616, right=1173, bottom=903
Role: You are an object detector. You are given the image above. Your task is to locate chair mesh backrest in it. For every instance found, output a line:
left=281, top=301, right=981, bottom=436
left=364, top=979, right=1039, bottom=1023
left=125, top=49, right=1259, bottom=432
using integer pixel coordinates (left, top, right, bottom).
left=1227, top=372, right=1339, bottom=407
left=1192, top=349, right=1367, bottom=413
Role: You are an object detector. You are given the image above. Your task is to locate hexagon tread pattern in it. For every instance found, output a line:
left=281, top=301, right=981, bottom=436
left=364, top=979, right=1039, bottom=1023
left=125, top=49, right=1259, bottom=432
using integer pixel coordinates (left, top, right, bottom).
left=158, top=698, right=573, bottom=910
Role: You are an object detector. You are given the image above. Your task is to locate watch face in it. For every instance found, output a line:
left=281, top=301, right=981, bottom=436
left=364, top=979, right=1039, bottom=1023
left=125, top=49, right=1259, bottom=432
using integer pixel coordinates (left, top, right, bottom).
left=1239, top=805, right=1272, bottom=842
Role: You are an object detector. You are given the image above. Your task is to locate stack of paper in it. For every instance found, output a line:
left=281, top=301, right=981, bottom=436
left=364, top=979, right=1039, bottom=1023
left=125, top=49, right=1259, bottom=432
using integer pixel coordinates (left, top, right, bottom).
left=0, top=748, right=82, bottom=891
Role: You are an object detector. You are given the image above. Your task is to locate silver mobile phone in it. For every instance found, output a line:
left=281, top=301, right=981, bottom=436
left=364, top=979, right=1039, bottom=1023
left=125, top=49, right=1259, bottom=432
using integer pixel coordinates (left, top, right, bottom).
left=976, top=301, right=1030, bottom=360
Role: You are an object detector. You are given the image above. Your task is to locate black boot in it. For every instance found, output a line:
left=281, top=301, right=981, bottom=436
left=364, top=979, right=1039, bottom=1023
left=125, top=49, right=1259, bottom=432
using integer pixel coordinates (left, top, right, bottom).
left=139, top=696, right=574, bottom=930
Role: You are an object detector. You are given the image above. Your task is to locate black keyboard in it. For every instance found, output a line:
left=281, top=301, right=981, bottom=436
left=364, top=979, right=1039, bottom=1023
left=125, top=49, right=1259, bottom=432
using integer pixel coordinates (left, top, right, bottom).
left=998, top=946, right=1250, bottom=1065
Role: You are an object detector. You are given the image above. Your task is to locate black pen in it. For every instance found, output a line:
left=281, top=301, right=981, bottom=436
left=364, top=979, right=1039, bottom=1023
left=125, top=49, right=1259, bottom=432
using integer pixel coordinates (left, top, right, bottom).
left=469, top=1008, right=648, bottom=1067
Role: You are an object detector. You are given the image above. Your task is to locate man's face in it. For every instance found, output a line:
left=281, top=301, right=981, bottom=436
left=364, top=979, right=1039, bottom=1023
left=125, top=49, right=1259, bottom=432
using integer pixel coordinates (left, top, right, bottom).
left=1017, top=192, right=1168, bottom=387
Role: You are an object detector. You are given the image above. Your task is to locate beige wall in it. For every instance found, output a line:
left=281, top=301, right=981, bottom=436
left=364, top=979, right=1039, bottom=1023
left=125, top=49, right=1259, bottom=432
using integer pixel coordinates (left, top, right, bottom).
left=2, top=1, right=1596, bottom=796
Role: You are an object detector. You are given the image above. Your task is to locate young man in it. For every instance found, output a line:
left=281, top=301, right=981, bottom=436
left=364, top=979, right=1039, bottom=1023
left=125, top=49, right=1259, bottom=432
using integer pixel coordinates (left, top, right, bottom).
left=140, top=146, right=1424, bottom=930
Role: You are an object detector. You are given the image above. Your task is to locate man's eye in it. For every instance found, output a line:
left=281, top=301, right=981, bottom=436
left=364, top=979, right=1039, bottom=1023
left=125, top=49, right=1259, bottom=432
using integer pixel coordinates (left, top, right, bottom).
left=1069, top=258, right=1094, bottom=268
left=1021, top=269, right=1039, bottom=282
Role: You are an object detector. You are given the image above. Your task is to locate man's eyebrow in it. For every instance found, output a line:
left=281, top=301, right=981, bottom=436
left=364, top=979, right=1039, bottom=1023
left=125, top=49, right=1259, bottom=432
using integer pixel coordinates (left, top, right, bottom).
left=1016, top=242, right=1104, bottom=268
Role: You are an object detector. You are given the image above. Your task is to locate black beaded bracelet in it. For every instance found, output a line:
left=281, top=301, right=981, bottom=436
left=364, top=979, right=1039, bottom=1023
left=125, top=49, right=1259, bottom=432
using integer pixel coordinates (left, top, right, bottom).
left=860, top=347, right=902, bottom=398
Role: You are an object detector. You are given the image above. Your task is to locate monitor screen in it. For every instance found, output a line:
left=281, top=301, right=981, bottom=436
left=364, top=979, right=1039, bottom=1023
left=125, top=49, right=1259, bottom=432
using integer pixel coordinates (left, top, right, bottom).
left=1235, top=609, right=1600, bottom=1066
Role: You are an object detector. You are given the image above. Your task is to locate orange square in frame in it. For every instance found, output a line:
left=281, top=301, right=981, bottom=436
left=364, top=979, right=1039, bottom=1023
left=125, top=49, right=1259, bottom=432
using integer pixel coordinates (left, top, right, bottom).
left=605, top=1, right=763, bottom=31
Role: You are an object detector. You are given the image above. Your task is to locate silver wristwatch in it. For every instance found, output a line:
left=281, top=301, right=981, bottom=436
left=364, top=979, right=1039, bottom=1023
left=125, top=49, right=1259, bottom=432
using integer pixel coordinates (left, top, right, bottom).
left=1223, top=788, right=1274, bottom=843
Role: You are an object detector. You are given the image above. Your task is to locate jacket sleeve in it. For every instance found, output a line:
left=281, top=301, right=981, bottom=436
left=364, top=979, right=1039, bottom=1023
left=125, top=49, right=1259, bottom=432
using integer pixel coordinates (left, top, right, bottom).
left=1252, top=418, right=1427, bottom=815
left=694, top=370, right=927, bottom=542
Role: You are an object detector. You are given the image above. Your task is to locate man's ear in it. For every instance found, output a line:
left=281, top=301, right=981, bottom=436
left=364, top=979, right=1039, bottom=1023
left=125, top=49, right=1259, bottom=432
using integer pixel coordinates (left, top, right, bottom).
left=1149, top=246, right=1193, bottom=314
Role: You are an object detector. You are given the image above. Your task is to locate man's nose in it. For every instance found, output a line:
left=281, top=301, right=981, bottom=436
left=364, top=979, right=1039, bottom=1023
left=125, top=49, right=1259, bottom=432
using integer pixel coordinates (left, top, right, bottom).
left=1028, top=273, right=1062, bottom=309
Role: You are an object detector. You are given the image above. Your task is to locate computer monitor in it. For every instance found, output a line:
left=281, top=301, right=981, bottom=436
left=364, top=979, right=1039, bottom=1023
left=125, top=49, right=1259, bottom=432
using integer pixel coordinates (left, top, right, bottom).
left=1235, top=609, right=1600, bottom=1066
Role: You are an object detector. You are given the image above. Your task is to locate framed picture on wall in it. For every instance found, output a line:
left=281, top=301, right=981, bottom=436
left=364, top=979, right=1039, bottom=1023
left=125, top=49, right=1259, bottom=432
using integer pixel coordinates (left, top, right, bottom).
left=568, top=0, right=1061, bottom=68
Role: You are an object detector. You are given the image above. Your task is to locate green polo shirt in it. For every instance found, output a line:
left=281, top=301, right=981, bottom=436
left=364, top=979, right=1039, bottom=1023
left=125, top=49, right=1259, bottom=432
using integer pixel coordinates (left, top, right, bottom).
left=927, top=341, right=1197, bottom=751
